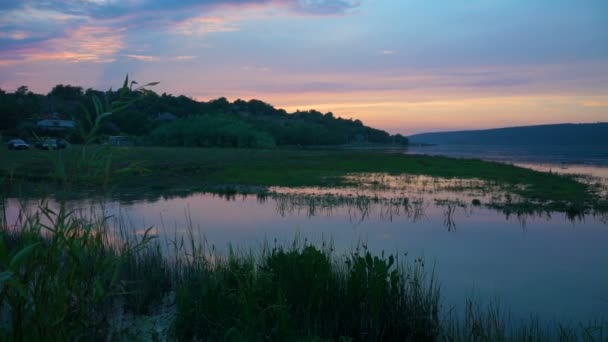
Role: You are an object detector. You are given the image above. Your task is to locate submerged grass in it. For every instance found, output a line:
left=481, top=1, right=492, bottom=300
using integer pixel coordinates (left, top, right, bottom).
left=1, top=206, right=606, bottom=341
left=0, top=146, right=596, bottom=211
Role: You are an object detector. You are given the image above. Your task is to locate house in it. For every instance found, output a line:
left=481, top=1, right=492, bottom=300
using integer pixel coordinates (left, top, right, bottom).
left=36, top=119, right=76, bottom=131
left=108, top=135, right=134, bottom=146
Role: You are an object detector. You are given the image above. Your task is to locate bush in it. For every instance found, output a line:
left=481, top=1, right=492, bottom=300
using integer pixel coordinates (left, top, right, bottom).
left=173, top=243, right=440, bottom=341
left=0, top=206, right=121, bottom=340
left=150, top=115, right=276, bottom=148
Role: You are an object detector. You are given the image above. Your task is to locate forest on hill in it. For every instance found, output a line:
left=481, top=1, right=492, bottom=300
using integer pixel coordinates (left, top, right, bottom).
left=0, top=84, right=408, bottom=148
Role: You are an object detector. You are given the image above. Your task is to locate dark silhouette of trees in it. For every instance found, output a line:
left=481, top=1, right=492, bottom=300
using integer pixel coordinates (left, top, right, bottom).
left=1, top=84, right=409, bottom=147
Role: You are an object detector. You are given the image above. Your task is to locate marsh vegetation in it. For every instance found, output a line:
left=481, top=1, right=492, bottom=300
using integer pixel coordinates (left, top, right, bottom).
left=1, top=206, right=606, bottom=341
left=1, top=78, right=607, bottom=340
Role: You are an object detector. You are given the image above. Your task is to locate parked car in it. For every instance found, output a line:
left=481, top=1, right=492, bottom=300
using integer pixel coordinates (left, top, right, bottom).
left=35, top=138, right=69, bottom=150
left=7, top=139, right=30, bottom=150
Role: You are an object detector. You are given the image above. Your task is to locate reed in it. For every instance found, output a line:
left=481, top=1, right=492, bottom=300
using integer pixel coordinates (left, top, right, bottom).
left=1, top=207, right=606, bottom=341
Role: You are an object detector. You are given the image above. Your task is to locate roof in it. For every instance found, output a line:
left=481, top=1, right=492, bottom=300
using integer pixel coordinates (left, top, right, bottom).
left=156, top=112, right=177, bottom=121
left=37, top=119, right=76, bottom=129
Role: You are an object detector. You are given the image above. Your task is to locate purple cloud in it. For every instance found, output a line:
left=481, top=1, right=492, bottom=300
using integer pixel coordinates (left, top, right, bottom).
left=0, top=0, right=361, bottom=64
left=2, top=0, right=361, bottom=19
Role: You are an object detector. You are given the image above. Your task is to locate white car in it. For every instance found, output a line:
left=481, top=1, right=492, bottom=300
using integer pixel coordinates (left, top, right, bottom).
left=7, top=139, right=30, bottom=150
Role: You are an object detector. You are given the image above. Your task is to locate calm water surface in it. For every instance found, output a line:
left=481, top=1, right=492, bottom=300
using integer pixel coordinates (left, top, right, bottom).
left=405, top=144, right=608, bottom=168
left=4, top=144, right=608, bottom=323
left=5, top=189, right=608, bottom=324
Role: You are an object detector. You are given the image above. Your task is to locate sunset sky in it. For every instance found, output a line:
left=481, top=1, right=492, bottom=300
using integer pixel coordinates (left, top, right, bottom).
left=1, top=0, right=607, bottom=135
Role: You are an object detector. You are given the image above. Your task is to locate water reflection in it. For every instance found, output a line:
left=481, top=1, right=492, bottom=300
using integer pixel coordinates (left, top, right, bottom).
left=3, top=189, right=608, bottom=323
left=5, top=173, right=606, bottom=233
left=3, top=170, right=608, bottom=324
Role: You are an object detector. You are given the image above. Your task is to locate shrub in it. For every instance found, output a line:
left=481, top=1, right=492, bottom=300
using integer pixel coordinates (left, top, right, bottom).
left=150, top=116, right=276, bottom=148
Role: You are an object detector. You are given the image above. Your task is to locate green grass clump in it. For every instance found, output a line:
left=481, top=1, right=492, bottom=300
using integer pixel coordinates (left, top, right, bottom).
left=1, top=207, right=607, bottom=341
left=118, top=240, right=172, bottom=315
left=0, top=206, right=121, bottom=340
left=173, top=242, right=439, bottom=341
left=0, top=205, right=172, bottom=341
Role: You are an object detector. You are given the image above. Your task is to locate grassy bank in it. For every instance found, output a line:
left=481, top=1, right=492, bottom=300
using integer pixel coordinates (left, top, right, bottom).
left=0, top=146, right=596, bottom=208
left=1, top=207, right=605, bottom=341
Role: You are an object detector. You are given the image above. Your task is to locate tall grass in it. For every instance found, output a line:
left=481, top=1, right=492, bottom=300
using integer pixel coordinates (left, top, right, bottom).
left=1, top=206, right=607, bottom=340
left=442, top=299, right=607, bottom=341
left=0, top=204, right=170, bottom=340
left=0, top=206, right=442, bottom=341
left=172, top=240, right=440, bottom=341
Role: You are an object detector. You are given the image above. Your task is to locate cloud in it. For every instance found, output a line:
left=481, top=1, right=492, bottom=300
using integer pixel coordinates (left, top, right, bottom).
left=126, top=54, right=160, bottom=62
left=0, top=25, right=125, bottom=65
left=0, top=31, right=31, bottom=40
left=173, top=55, right=197, bottom=61
left=241, top=65, right=271, bottom=72
left=174, top=16, right=240, bottom=36
left=1, top=0, right=361, bottom=19
left=286, top=0, right=361, bottom=15
left=580, top=101, right=608, bottom=108
left=0, top=0, right=362, bottom=66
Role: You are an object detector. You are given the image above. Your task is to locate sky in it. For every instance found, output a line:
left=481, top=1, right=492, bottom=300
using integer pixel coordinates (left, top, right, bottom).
left=0, top=0, right=607, bottom=135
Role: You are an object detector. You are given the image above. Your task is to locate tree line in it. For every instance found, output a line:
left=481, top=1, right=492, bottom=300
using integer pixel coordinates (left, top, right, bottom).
left=0, top=84, right=408, bottom=147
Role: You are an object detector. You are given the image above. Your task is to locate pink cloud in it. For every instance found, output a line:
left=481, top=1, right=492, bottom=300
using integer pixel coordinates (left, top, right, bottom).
left=173, top=16, right=240, bottom=36
left=126, top=54, right=160, bottom=62
left=173, top=55, right=197, bottom=61
left=0, top=31, right=31, bottom=40
left=580, top=101, right=608, bottom=108
left=0, top=25, right=125, bottom=65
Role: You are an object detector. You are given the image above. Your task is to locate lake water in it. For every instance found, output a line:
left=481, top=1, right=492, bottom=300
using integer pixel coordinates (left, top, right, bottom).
left=3, top=145, right=608, bottom=324
left=405, top=144, right=608, bottom=168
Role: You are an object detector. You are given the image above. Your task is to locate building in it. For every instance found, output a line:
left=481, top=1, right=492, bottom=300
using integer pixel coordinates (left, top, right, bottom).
left=36, top=119, right=76, bottom=131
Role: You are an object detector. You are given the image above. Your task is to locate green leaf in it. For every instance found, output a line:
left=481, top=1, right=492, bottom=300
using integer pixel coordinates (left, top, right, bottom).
left=365, top=252, right=373, bottom=268
left=111, top=102, right=134, bottom=114
left=9, top=242, right=41, bottom=270
left=8, top=278, right=29, bottom=298
left=0, top=271, right=14, bottom=286
left=141, top=81, right=160, bottom=88
left=94, top=279, right=105, bottom=301
left=104, top=91, right=111, bottom=110
left=122, top=74, right=129, bottom=90
left=94, top=111, right=112, bottom=126
left=81, top=103, right=94, bottom=127
left=92, top=94, right=103, bottom=116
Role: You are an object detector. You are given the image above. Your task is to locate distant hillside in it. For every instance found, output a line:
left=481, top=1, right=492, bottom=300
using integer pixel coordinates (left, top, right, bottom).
left=409, top=123, right=608, bottom=146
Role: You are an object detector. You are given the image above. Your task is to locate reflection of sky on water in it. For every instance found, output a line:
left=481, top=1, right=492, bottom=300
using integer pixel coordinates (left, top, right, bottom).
left=4, top=189, right=608, bottom=323
left=405, top=145, right=608, bottom=167
left=517, top=163, right=608, bottom=180
left=405, top=144, right=608, bottom=197
left=3, top=155, right=608, bottom=323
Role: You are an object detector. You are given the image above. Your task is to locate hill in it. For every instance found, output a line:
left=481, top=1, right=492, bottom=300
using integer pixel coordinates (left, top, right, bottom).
left=0, top=84, right=408, bottom=148
left=408, top=123, right=608, bottom=146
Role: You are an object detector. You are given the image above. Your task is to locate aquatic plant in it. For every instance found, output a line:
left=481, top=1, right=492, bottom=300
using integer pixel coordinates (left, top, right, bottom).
left=1, top=207, right=607, bottom=340
left=172, top=240, right=440, bottom=341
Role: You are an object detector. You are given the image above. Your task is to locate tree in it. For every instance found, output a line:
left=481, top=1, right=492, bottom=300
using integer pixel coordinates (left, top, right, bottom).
left=49, top=84, right=84, bottom=101
left=16, top=86, right=30, bottom=97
